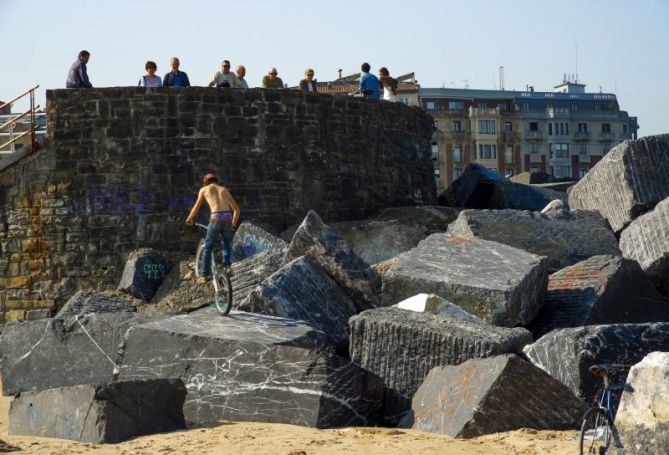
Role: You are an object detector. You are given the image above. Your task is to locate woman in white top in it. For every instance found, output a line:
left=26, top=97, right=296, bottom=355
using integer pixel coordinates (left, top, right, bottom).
left=378, top=67, right=398, bottom=102
left=138, top=61, right=163, bottom=87
left=299, top=68, right=318, bottom=92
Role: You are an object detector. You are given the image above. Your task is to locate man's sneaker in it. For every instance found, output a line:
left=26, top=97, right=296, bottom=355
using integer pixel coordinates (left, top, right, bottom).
left=196, top=276, right=211, bottom=284
left=224, top=266, right=234, bottom=277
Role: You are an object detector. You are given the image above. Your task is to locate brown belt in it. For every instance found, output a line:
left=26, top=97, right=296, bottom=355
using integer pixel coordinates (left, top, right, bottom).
left=209, top=218, right=231, bottom=223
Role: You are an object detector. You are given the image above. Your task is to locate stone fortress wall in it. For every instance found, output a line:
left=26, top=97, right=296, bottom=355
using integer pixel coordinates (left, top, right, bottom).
left=0, top=87, right=437, bottom=321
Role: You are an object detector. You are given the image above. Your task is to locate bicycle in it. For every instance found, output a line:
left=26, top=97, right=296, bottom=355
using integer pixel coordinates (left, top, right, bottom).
left=579, top=364, right=629, bottom=455
left=194, top=223, right=233, bottom=315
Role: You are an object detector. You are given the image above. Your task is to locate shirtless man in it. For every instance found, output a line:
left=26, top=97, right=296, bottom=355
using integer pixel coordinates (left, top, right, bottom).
left=186, top=173, right=240, bottom=282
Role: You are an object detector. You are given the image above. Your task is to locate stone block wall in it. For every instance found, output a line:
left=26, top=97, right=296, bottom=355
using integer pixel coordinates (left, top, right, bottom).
left=0, top=87, right=436, bottom=320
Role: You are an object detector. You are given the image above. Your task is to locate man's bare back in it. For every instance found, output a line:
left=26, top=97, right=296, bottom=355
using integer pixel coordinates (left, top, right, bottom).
left=186, top=180, right=240, bottom=227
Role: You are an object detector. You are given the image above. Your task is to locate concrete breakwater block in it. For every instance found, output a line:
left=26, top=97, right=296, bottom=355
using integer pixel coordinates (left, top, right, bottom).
left=439, top=163, right=563, bottom=211
left=400, top=354, right=587, bottom=438
left=349, top=307, right=532, bottom=424
left=615, top=352, right=669, bottom=454
left=393, top=293, right=483, bottom=322
left=232, top=221, right=287, bottom=261
left=283, top=210, right=382, bottom=312
left=381, top=233, right=548, bottom=327
left=527, top=255, right=669, bottom=339
left=239, top=256, right=357, bottom=348
left=118, top=308, right=383, bottom=428
left=0, top=312, right=166, bottom=396
left=9, top=379, right=186, bottom=443
left=231, top=249, right=286, bottom=307
left=620, top=196, right=669, bottom=296
left=117, top=253, right=173, bottom=301
left=447, top=208, right=620, bottom=272
left=523, top=323, right=669, bottom=404
left=569, top=134, right=669, bottom=233
left=55, top=290, right=138, bottom=319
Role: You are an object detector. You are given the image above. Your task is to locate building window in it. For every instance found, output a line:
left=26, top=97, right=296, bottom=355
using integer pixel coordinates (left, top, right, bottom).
left=478, top=120, right=496, bottom=134
left=453, top=145, right=463, bottom=163
left=452, top=120, right=461, bottom=131
left=578, top=122, right=587, bottom=132
left=426, top=101, right=435, bottom=110
left=499, top=103, right=508, bottom=112
left=579, top=166, right=588, bottom=178
left=602, top=123, right=611, bottom=132
left=572, top=103, right=578, bottom=111
left=529, top=122, right=538, bottom=131
left=566, top=123, right=569, bottom=135
left=449, top=101, right=464, bottom=109
left=554, top=165, right=571, bottom=178
left=560, top=123, right=565, bottom=136
left=548, top=123, right=553, bottom=135
left=431, top=143, right=439, bottom=161
left=454, top=168, right=463, bottom=179
left=530, top=143, right=539, bottom=154
left=478, top=102, right=486, bottom=109
left=504, top=122, right=513, bottom=132
left=505, top=145, right=514, bottom=164
left=579, top=144, right=587, bottom=155
left=554, top=143, right=569, bottom=158
left=623, top=124, right=628, bottom=133
left=478, top=144, right=497, bottom=159
left=523, top=102, right=530, bottom=110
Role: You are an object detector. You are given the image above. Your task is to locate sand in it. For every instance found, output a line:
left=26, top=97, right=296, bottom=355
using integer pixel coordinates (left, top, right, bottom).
left=0, top=378, right=580, bottom=455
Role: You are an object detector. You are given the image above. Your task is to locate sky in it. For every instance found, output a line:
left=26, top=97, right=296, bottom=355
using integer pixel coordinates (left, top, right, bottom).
left=1, top=0, right=668, bottom=136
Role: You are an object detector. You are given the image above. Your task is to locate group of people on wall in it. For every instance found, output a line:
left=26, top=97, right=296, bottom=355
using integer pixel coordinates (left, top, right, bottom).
left=66, top=51, right=400, bottom=101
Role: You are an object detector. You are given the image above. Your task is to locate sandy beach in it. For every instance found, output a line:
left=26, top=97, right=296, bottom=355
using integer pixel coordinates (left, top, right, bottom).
left=0, top=378, right=580, bottom=455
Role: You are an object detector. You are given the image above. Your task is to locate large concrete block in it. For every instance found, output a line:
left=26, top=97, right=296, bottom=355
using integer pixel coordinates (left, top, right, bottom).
left=527, top=255, right=669, bottom=339
left=381, top=233, right=548, bottom=326
left=238, top=256, right=357, bottom=348
left=118, top=308, right=383, bottom=428
left=231, top=249, right=286, bottom=307
left=284, top=210, right=382, bottom=311
left=9, top=379, right=186, bottom=443
left=232, top=221, right=287, bottom=261
left=615, top=352, right=669, bottom=454
left=117, top=253, right=173, bottom=301
left=439, top=163, right=564, bottom=211
left=400, top=354, right=587, bottom=438
left=349, top=307, right=532, bottom=424
left=0, top=312, right=166, bottom=396
left=55, top=290, right=137, bottom=319
left=523, top=323, right=669, bottom=404
left=393, top=293, right=484, bottom=323
left=569, top=134, right=669, bottom=233
left=620, top=196, right=669, bottom=296
left=447, top=209, right=620, bottom=271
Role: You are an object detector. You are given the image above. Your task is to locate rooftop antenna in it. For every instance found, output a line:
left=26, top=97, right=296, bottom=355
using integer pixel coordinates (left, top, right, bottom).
left=499, top=66, right=505, bottom=91
left=337, top=69, right=342, bottom=80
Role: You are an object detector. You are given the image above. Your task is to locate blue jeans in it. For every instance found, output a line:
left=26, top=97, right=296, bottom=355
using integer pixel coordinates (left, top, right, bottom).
left=200, top=221, right=233, bottom=277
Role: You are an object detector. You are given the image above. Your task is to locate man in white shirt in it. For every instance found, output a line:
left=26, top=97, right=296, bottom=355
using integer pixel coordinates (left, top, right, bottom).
left=208, top=60, right=242, bottom=88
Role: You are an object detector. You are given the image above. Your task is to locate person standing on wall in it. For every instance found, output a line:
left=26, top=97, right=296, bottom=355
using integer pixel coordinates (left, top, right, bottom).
left=66, top=50, right=93, bottom=88
left=262, top=67, right=284, bottom=89
left=378, top=67, right=398, bottom=102
left=138, top=61, right=163, bottom=87
left=299, top=68, right=317, bottom=92
left=163, top=57, right=191, bottom=87
left=186, top=173, right=240, bottom=282
left=208, top=60, right=242, bottom=88
left=236, top=65, right=249, bottom=90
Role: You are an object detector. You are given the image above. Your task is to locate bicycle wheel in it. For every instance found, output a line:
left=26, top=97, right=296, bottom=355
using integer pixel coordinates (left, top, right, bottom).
left=195, top=240, right=205, bottom=277
left=579, top=406, right=612, bottom=455
left=212, top=270, right=233, bottom=316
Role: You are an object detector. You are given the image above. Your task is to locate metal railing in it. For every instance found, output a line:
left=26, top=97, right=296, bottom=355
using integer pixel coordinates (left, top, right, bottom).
left=0, top=85, right=45, bottom=154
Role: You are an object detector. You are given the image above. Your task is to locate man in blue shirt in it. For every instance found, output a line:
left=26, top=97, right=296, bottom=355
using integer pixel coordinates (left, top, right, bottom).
left=358, top=62, right=380, bottom=100
left=66, top=50, right=93, bottom=88
left=163, top=57, right=191, bottom=87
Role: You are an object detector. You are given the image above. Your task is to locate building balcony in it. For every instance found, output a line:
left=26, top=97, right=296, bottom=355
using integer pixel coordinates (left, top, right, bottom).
left=599, top=132, right=616, bottom=141
left=525, top=131, right=544, bottom=141
left=468, top=107, right=499, bottom=117
left=574, top=131, right=591, bottom=141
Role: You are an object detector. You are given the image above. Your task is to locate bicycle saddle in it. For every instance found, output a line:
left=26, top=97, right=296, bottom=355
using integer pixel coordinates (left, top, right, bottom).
left=588, top=364, right=609, bottom=377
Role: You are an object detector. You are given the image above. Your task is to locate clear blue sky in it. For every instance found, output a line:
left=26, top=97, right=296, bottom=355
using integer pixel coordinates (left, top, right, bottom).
left=1, top=0, right=667, bottom=136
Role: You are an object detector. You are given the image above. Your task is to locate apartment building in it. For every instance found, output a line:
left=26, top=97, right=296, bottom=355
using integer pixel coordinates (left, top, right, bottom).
left=420, top=81, right=638, bottom=190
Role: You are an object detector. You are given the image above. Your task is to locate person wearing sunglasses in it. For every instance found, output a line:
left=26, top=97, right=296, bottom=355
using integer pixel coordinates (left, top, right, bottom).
left=262, top=67, right=284, bottom=89
left=299, top=68, right=317, bottom=92
left=208, top=60, right=242, bottom=88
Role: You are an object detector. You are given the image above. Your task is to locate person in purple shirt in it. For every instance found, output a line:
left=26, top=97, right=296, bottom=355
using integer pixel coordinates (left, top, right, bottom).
left=66, top=50, right=93, bottom=88
left=163, top=57, right=191, bottom=87
left=358, top=62, right=380, bottom=100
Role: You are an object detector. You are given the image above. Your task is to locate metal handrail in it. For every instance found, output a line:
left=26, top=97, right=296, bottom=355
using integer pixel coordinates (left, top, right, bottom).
left=0, top=85, right=41, bottom=152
